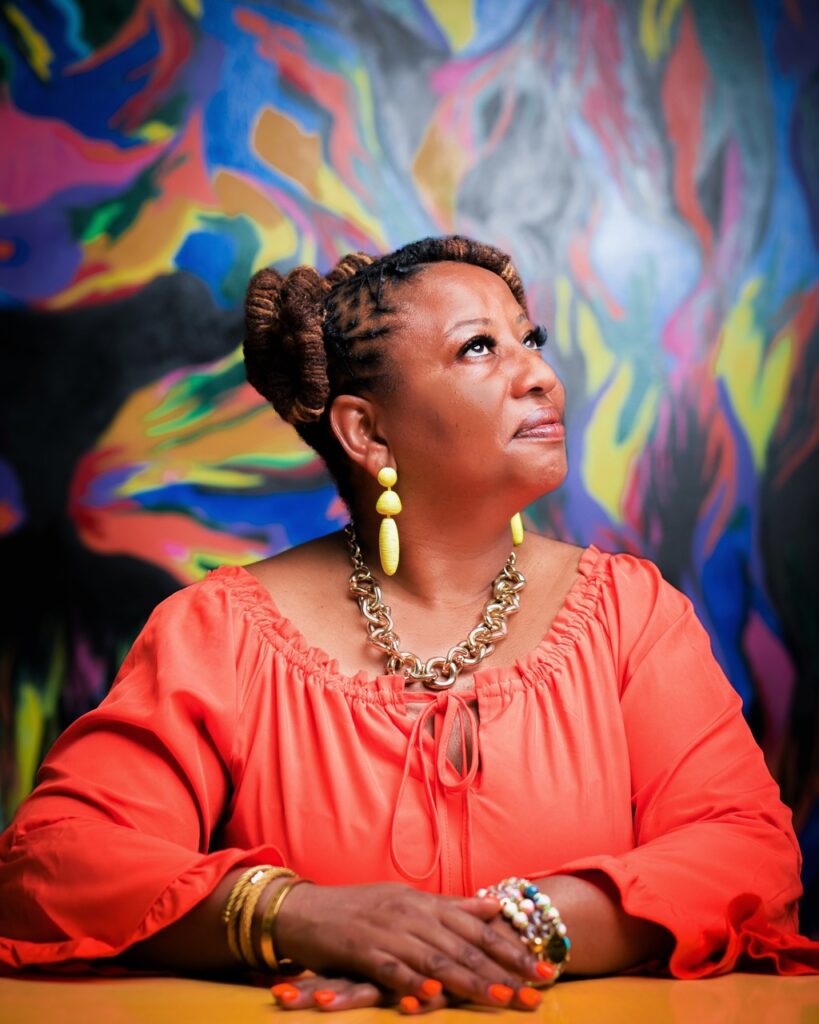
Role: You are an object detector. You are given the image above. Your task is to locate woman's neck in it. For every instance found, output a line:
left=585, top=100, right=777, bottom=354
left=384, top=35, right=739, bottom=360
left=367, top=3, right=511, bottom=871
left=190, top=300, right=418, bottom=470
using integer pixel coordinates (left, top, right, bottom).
left=348, top=504, right=523, bottom=612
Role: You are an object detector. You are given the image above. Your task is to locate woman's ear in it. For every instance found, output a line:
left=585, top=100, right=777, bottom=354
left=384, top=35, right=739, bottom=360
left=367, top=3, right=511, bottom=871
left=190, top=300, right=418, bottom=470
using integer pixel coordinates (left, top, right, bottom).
left=329, top=395, right=392, bottom=480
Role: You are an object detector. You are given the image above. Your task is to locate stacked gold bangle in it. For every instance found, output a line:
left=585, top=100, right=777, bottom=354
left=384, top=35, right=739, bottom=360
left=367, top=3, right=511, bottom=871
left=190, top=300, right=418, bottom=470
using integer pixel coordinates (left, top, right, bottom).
left=222, top=865, right=307, bottom=973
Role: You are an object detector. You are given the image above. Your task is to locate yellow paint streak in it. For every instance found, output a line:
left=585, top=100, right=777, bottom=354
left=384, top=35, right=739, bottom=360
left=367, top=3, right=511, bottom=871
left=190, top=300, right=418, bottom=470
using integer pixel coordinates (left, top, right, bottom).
left=427, top=0, right=475, bottom=51
left=5, top=3, right=53, bottom=79
left=254, top=108, right=383, bottom=241
left=640, top=0, right=684, bottom=63
left=12, top=642, right=64, bottom=810
left=412, top=120, right=469, bottom=231
left=351, top=67, right=380, bottom=154
left=177, top=0, right=202, bottom=16
left=583, top=363, right=659, bottom=523
left=314, top=165, right=383, bottom=239
left=715, top=279, right=794, bottom=469
left=13, top=685, right=43, bottom=810
left=577, top=301, right=615, bottom=393
left=135, top=120, right=176, bottom=142
left=553, top=276, right=574, bottom=359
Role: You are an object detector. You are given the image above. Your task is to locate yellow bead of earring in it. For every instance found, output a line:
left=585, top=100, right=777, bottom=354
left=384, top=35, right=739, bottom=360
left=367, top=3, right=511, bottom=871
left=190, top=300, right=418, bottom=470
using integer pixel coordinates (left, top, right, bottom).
left=376, top=467, right=401, bottom=575
left=510, top=512, right=525, bottom=546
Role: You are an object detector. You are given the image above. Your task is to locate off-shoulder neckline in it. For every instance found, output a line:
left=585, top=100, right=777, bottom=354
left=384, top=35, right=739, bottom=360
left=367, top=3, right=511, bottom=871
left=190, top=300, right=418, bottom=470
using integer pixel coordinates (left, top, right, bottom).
left=208, top=544, right=609, bottom=696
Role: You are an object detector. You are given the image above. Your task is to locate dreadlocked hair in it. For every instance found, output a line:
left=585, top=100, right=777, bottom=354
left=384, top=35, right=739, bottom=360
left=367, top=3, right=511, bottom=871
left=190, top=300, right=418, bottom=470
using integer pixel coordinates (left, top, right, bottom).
left=243, top=235, right=528, bottom=503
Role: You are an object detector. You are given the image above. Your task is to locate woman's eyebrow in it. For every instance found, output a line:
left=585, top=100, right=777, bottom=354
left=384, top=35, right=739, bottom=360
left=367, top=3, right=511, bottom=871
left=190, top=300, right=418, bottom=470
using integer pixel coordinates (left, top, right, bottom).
left=444, top=312, right=527, bottom=336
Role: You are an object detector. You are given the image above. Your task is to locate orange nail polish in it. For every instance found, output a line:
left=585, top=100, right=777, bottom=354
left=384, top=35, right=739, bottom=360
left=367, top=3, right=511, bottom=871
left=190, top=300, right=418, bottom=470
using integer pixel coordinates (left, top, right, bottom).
left=518, top=986, right=543, bottom=1008
left=535, top=960, right=557, bottom=981
left=488, top=983, right=514, bottom=1004
left=400, top=995, right=421, bottom=1013
left=419, top=978, right=443, bottom=998
left=271, top=982, right=299, bottom=1003
left=313, top=990, right=337, bottom=1006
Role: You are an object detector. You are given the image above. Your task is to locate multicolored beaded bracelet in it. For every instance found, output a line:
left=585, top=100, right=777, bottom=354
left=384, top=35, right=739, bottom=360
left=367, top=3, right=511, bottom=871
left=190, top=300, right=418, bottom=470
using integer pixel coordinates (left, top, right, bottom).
left=477, top=877, right=571, bottom=982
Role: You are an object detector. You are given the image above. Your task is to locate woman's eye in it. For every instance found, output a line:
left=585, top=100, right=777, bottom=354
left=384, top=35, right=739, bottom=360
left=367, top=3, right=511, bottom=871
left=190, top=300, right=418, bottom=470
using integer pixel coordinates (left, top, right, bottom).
left=460, top=335, right=495, bottom=357
left=523, top=325, right=548, bottom=349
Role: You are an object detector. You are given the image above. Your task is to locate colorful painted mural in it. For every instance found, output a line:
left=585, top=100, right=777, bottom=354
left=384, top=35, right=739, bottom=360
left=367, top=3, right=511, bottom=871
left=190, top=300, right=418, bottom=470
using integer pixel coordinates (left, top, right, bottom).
left=0, top=0, right=817, bottom=933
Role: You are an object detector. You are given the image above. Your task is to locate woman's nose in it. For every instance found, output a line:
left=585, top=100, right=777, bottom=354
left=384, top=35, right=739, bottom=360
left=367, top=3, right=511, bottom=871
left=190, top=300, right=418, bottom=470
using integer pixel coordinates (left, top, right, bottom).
left=510, top=344, right=559, bottom=396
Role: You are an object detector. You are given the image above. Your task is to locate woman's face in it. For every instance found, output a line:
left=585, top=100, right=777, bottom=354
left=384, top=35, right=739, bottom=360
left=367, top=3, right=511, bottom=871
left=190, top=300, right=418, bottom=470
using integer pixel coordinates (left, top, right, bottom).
left=372, top=261, right=567, bottom=513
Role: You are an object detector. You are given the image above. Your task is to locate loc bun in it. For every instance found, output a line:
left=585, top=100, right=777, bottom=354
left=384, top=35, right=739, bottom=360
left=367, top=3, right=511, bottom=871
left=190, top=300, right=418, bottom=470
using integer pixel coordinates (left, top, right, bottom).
left=325, top=251, right=375, bottom=287
left=244, top=264, right=330, bottom=424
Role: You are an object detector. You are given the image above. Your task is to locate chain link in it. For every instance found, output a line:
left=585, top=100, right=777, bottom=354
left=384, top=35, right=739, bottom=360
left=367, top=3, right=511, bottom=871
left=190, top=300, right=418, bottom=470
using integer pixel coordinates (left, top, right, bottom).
left=345, top=524, right=526, bottom=690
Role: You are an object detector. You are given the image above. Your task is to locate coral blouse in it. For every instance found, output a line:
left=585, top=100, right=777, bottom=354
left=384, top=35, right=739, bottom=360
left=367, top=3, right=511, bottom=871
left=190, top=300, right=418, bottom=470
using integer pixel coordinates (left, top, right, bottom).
left=1, top=546, right=817, bottom=976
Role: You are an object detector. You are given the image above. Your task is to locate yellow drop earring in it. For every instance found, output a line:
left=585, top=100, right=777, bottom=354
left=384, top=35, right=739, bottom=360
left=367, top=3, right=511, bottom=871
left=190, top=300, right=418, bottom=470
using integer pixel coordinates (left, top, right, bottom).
left=510, top=512, right=525, bottom=546
left=375, top=467, right=401, bottom=575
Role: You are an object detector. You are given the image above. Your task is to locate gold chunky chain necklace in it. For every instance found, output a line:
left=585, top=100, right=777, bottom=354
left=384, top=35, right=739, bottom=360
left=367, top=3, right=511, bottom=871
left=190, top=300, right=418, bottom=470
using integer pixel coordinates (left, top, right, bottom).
left=345, top=524, right=526, bottom=690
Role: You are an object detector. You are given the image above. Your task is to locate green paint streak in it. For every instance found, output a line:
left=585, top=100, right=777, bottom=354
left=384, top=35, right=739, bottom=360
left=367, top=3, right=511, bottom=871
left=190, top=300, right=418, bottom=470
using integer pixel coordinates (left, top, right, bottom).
left=226, top=452, right=316, bottom=470
left=150, top=405, right=262, bottom=452
left=80, top=200, right=125, bottom=243
left=70, top=157, right=164, bottom=243
left=147, top=358, right=247, bottom=436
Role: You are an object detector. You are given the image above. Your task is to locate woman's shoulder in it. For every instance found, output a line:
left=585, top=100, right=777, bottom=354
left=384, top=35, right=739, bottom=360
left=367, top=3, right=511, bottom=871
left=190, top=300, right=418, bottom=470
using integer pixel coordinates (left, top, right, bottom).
left=240, top=530, right=348, bottom=598
left=527, top=535, right=693, bottom=637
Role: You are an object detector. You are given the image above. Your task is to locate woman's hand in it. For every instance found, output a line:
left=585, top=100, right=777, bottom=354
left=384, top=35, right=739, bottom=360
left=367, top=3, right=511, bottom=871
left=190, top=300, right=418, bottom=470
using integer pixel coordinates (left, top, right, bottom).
left=272, top=881, right=545, bottom=1009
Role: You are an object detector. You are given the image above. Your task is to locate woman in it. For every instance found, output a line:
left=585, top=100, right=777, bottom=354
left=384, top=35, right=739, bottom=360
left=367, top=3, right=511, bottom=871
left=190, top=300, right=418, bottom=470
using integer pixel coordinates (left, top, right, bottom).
left=0, top=236, right=817, bottom=1012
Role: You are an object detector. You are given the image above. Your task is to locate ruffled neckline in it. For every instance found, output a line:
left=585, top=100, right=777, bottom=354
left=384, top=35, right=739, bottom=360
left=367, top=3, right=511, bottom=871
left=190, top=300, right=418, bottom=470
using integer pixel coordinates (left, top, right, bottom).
left=208, top=544, right=609, bottom=698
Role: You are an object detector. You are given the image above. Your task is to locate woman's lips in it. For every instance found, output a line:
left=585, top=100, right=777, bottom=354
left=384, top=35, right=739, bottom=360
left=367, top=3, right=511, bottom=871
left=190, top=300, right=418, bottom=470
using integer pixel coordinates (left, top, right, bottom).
left=513, top=407, right=565, bottom=440
left=515, top=421, right=565, bottom=440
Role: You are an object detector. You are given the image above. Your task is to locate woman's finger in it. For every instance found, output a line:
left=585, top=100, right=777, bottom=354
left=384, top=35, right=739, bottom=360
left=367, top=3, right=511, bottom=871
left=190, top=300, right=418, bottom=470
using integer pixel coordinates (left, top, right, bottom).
left=271, top=976, right=381, bottom=1012
left=313, top=981, right=385, bottom=1012
left=398, top=990, right=449, bottom=1014
left=362, top=933, right=523, bottom=1010
left=439, top=903, right=540, bottom=982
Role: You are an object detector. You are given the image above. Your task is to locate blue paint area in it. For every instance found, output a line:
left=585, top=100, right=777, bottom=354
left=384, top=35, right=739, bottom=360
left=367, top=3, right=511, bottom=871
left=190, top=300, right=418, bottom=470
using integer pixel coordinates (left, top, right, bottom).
left=134, top=480, right=341, bottom=549
left=175, top=230, right=237, bottom=306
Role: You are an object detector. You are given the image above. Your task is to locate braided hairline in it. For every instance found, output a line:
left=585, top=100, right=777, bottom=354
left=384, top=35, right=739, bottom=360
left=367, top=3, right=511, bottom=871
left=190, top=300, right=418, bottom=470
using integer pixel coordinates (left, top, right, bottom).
left=321, top=235, right=528, bottom=391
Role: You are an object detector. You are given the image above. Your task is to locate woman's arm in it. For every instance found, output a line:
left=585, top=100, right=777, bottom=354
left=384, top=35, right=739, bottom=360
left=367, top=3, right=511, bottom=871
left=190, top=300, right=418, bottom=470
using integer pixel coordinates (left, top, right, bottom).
left=528, top=871, right=674, bottom=974
left=531, top=556, right=817, bottom=978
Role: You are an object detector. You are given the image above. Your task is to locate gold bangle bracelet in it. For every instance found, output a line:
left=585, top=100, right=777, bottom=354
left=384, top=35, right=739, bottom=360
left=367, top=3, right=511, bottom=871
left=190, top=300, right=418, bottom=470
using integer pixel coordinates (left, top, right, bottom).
left=223, top=867, right=265, bottom=962
left=223, top=867, right=261, bottom=927
left=222, top=865, right=276, bottom=964
left=238, top=867, right=281, bottom=968
left=258, top=878, right=309, bottom=972
left=237, top=867, right=295, bottom=969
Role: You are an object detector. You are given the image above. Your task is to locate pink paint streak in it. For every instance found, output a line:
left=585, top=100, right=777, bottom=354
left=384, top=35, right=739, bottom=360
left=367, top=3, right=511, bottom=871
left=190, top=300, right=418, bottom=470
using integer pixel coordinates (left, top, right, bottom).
left=0, top=103, right=166, bottom=212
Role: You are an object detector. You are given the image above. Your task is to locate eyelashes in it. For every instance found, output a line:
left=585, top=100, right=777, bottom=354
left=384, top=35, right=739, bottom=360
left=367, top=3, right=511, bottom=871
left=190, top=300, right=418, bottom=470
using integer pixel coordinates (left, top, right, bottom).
left=529, top=325, right=549, bottom=348
left=457, top=324, right=549, bottom=358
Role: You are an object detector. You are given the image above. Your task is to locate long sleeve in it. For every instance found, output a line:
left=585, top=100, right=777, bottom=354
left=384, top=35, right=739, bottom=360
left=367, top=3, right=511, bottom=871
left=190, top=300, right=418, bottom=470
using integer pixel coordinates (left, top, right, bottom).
left=0, top=576, right=285, bottom=969
left=552, top=554, right=818, bottom=976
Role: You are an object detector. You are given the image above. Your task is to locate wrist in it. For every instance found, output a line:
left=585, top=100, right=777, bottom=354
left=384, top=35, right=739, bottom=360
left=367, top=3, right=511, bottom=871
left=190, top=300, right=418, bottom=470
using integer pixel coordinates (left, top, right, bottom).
left=477, top=876, right=570, bottom=984
left=256, top=877, right=315, bottom=968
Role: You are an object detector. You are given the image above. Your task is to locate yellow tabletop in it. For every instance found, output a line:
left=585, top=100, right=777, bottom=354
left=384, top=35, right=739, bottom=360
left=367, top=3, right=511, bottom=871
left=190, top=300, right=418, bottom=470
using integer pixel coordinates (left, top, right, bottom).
left=1, top=973, right=818, bottom=1024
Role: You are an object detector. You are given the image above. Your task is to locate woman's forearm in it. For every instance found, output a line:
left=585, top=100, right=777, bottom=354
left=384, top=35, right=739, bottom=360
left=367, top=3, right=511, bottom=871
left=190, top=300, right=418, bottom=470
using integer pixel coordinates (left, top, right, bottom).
left=534, top=872, right=674, bottom=975
left=119, top=866, right=252, bottom=972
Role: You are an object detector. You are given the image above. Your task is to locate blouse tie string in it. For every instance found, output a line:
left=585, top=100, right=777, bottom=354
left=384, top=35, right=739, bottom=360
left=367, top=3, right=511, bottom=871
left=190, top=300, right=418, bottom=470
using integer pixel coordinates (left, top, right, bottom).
left=389, top=691, right=481, bottom=884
